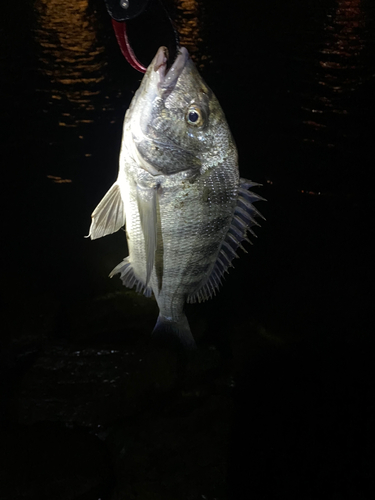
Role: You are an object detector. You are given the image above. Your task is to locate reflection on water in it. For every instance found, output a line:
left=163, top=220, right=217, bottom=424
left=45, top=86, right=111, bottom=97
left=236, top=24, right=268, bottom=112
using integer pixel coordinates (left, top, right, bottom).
left=47, top=174, right=72, bottom=183
left=174, top=0, right=209, bottom=68
left=321, top=3, right=365, bottom=70
left=8, top=0, right=373, bottom=190
left=301, top=0, right=368, bottom=145
left=320, top=0, right=366, bottom=93
left=34, top=0, right=108, bottom=128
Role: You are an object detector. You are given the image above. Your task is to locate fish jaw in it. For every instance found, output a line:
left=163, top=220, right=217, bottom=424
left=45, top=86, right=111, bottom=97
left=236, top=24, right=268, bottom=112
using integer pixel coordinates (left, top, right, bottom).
left=124, top=46, right=202, bottom=177
left=128, top=46, right=190, bottom=137
left=154, top=46, right=189, bottom=91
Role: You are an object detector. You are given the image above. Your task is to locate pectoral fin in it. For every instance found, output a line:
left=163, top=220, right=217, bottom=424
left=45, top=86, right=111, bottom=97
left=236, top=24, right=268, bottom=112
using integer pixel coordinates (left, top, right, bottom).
left=89, top=183, right=125, bottom=240
left=137, top=184, right=158, bottom=285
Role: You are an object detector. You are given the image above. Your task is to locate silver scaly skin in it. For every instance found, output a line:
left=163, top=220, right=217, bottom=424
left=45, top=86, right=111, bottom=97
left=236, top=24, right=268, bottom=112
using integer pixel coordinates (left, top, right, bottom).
left=89, top=47, right=264, bottom=348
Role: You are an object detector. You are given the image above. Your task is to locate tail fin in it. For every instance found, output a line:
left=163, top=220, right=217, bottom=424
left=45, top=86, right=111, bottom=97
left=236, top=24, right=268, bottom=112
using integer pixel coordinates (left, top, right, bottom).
left=152, top=314, right=197, bottom=350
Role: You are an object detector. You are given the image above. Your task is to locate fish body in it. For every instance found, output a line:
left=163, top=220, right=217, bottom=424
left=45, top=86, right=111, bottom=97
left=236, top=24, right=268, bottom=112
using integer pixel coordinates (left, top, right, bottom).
left=89, top=47, right=264, bottom=348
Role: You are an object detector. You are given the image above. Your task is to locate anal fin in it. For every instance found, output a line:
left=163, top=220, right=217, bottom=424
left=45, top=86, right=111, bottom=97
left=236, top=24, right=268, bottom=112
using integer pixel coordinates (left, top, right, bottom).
left=110, top=257, right=152, bottom=297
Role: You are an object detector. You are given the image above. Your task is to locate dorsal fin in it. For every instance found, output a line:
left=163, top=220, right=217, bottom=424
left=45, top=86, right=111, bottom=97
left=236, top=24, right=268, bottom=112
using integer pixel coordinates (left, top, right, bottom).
left=187, top=178, right=266, bottom=304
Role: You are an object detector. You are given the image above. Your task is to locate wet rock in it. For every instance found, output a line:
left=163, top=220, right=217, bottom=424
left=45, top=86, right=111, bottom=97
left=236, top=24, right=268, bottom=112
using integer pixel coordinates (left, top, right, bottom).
left=16, top=342, right=150, bottom=426
left=0, top=422, right=113, bottom=500
left=105, top=393, right=232, bottom=500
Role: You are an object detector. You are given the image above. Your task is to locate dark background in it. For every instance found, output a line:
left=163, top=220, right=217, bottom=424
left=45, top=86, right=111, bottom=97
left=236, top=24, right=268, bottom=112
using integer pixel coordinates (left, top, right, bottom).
left=1, top=0, right=374, bottom=499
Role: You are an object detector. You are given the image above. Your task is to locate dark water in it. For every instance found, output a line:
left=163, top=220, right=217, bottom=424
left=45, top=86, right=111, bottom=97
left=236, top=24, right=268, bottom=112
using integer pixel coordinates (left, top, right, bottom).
left=1, top=1, right=374, bottom=499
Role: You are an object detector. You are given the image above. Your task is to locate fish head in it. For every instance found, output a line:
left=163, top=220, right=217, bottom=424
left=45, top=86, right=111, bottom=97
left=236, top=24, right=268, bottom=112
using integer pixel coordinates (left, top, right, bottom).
left=126, top=46, right=236, bottom=177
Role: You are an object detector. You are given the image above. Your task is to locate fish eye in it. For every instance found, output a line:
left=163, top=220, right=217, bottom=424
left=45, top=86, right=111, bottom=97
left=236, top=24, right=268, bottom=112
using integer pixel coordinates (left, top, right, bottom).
left=188, top=110, right=199, bottom=123
left=186, top=106, right=203, bottom=126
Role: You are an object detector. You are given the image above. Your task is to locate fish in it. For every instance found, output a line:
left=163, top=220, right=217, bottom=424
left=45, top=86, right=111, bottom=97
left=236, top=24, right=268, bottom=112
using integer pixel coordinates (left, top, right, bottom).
left=88, top=46, right=264, bottom=348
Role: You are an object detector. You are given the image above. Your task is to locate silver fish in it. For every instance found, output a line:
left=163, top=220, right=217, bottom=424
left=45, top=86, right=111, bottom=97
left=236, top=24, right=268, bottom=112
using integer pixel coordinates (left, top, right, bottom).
left=89, top=47, right=264, bottom=348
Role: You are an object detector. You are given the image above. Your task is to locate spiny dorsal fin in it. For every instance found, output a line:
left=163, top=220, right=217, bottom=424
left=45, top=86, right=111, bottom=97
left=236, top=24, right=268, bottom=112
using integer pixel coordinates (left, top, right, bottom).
left=187, top=177, right=265, bottom=304
left=89, top=183, right=125, bottom=240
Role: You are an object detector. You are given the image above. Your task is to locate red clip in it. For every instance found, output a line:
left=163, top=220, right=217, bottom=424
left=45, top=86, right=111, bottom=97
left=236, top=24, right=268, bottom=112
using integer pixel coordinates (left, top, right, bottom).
left=111, top=19, right=147, bottom=73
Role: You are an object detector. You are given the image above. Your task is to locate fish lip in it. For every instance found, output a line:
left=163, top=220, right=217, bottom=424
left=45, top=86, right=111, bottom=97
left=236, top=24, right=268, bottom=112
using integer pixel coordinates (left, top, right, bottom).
left=154, top=46, right=189, bottom=90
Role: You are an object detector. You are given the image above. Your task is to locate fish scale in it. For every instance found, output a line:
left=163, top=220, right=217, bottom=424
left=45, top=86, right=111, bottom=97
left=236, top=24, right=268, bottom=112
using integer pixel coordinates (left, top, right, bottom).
left=157, top=177, right=234, bottom=292
left=89, top=46, right=264, bottom=348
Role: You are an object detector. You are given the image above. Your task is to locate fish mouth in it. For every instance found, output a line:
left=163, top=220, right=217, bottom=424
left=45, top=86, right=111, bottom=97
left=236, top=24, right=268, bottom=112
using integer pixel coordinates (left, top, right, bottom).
left=128, top=46, right=194, bottom=177
left=154, top=46, right=189, bottom=90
